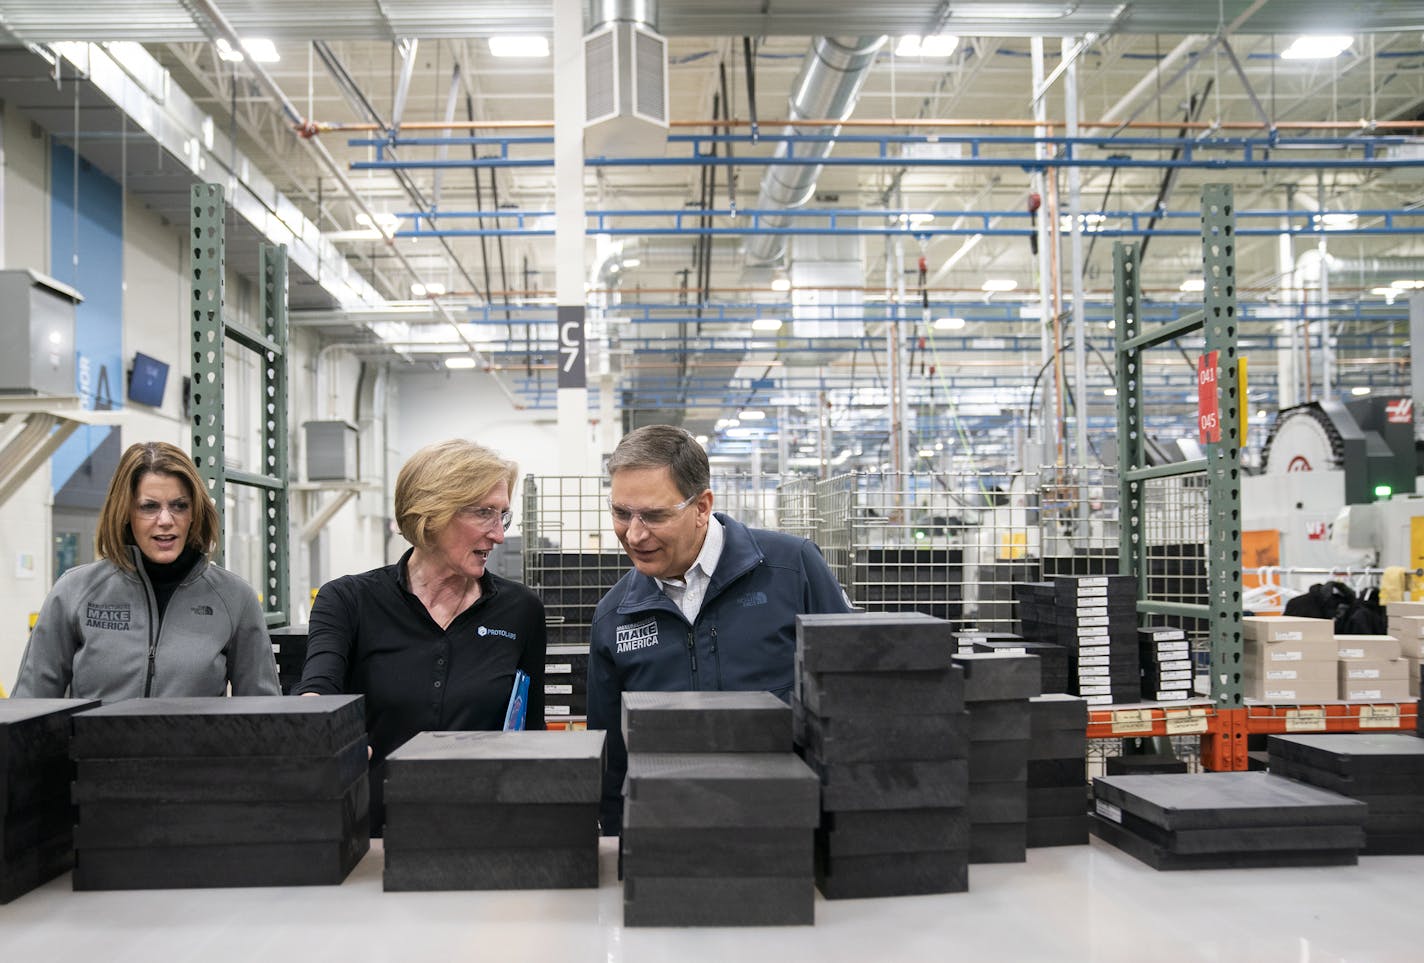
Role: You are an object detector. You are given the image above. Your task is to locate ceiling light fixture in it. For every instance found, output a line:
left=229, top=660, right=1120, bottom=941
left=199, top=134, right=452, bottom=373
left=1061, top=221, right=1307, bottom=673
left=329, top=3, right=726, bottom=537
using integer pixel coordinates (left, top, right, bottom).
left=896, top=35, right=960, bottom=58
left=738, top=409, right=766, bottom=421
left=1351, top=385, right=1372, bottom=396
left=1280, top=35, right=1353, bottom=60
left=1103, top=386, right=1119, bottom=397
left=751, top=317, right=784, bottom=332
left=933, top=316, right=966, bottom=331
left=1179, top=278, right=1205, bottom=293
left=444, top=357, right=478, bottom=370
left=771, top=277, right=791, bottom=293
left=981, top=279, right=1017, bottom=293
left=1313, top=212, right=1357, bottom=231
left=241, top=38, right=280, bottom=63
left=489, top=36, right=550, bottom=58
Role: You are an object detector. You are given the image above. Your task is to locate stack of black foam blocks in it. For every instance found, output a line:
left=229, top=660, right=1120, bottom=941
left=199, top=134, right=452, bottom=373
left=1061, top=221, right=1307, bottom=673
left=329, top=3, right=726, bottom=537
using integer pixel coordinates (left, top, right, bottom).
left=382, top=729, right=606, bottom=889
left=268, top=623, right=309, bottom=695
left=796, top=612, right=970, bottom=899
left=1268, top=733, right=1424, bottom=855
left=1, top=699, right=97, bottom=903
left=1026, top=694, right=1089, bottom=847
left=621, top=691, right=819, bottom=925
left=951, top=651, right=1041, bottom=863
left=975, top=637, right=1069, bottom=694
left=1090, top=771, right=1367, bottom=869
left=69, top=696, right=369, bottom=889
left=1055, top=575, right=1141, bottom=706
left=1138, top=624, right=1193, bottom=702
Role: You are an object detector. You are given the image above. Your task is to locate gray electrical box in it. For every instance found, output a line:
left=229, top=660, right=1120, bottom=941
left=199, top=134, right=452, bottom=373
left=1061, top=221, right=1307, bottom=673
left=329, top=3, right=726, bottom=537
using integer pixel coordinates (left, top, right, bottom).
left=304, top=420, right=359, bottom=481
left=0, top=269, right=82, bottom=396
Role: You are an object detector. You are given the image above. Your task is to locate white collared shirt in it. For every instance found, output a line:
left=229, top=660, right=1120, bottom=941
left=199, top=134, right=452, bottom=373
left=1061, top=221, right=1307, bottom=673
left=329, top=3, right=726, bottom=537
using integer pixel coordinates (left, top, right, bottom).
left=656, top=514, right=724, bottom=624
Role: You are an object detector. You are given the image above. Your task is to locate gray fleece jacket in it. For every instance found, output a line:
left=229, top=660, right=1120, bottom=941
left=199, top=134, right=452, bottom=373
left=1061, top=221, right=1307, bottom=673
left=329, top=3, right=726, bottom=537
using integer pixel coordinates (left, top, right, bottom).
left=12, top=546, right=280, bottom=700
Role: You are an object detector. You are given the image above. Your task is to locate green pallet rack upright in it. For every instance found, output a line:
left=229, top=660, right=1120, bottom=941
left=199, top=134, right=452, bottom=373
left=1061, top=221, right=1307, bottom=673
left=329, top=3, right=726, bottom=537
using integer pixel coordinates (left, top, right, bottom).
left=189, top=183, right=292, bottom=628
left=1114, top=183, right=1244, bottom=767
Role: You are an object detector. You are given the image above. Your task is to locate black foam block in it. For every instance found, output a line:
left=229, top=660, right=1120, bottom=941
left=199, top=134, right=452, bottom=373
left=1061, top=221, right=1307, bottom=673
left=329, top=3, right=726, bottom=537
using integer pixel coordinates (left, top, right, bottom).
left=622, top=827, right=812, bottom=877
left=1028, top=785, right=1088, bottom=818
left=1361, top=833, right=1424, bottom=856
left=1109, top=807, right=1366, bottom=855
left=818, top=807, right=969, bottom=857
left=1092, top=772, right=1368, bottom=831
left=794, top=700, right=967, bottom=763
left=968, top=822, right=1027, bottom=863
left=951, top=653, right=1042, bottom=702
left=813, top=758, right=969, bottom=811
left=967, top=781, right=1027, bottom=823
left=1029, top=693, right=1088, bottom=734
left=1029, top=729, right=1086, bottom=761
left=623, top=754, right=820, bottom=828
left=72, top=734, right=369, bottom=803
left=1269, top=757, right=1424, bottom=797
left=2, top=801, right=73, bottom=859
left=383, top=847, right=599, bottom=891
left=383, top=802, right=598, bottom=849
left=967, top=700, right=1031, bottom=741
left=795, top=612, right=953, bottom=673
left=623, top=875, right=814, bottom=927
left=1104, top=754, right=1189, bottom=777
left=967, top=740, right=1028, bottom=782
left=1027, top=814, right=1089, bottom=848
left=1089, top=814, right=1359, bottom=870
left=815, top=848, right=968, bottom=899
left=69, top=696, right=365, bottom=758
left=1, top=699, right=97, bottom=814
left=383, top=730, right=605, bottom=804
left=621, top=691, right=791, bottom=754
left=1028, top=757, right=1086, bottom=788
left=74, top=774, right=368, bottom=847
left=1266, top=733, right=1424, bottom=778
left=0, top=831, right=72, bottom=904
left=797, top=667, right=963, bottom=717
left=72, top=835, right=370, bottom=889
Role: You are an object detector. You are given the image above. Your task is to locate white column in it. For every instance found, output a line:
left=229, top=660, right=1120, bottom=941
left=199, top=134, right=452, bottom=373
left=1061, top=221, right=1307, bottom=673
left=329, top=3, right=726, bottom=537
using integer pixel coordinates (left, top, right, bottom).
left=1064, top=38, right=1089, bottom=469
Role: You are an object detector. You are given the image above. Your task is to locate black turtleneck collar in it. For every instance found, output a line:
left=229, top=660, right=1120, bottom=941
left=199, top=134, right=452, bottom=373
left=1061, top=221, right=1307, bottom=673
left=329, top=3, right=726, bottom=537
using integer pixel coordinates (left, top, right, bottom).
left=140, top=545, right=203, bottom=620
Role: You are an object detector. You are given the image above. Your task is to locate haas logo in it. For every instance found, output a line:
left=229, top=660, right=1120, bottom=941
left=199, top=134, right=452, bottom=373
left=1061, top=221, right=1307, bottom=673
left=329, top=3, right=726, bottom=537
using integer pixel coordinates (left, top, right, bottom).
left=1385, top=398, right=1413, bottom=424
left=1287, top=456, right=1312, bottom=472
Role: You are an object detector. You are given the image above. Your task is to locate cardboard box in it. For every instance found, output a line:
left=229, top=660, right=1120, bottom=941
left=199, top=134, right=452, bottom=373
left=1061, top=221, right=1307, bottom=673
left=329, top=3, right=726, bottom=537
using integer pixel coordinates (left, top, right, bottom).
left=1242, top=677, right=1337, bottom=703
left=1339, top=679, right=1412, bottom=701
left=1335, top=635, right=1402, bottom=660
left=1242, top=658, right=1338, bottom=684
left=1404, top=657, right=1421, bottom=698
left=1336, top=658, right=1409, bottom=684
left=1386, top=602, right=1424, bottom=617
left=1242, top=616, right=1334, bottom=643
left=1388, top=616, right=1424, bottom=643
left=1243, top=636, right=1339, bottom=664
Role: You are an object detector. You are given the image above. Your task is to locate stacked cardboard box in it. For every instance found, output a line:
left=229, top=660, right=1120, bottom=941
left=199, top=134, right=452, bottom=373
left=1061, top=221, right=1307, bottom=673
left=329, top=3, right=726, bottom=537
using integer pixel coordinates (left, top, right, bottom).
left=1335, top=635, right=1409, bottom=701
left=1268, top=733, right=1424, bottom=855
left=1386, top=602, right=1424, bottom=698
left=952, top=651, right=1040, bottom=863
left=1090, top=771, right=1367, bottom=869
left=1241, top=616, right=1337, bottom=703
left=0, top=700, right=98, bottom=903
left=1139, top=625, right=1193, bottom=701
left=1026, top=694, right=1088, bottom=847
left=798, top=612, right=969, bottom=899
left=70, top=696, right=369, bottom=889
left=382, top=730, right=605, bottom=890
left=623, top=691, right=818, bottom=925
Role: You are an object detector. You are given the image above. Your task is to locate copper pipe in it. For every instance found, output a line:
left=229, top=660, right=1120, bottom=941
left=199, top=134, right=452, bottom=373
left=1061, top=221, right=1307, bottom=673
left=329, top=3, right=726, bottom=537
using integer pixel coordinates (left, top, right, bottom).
left=302, top=117, right=1424, bottom=133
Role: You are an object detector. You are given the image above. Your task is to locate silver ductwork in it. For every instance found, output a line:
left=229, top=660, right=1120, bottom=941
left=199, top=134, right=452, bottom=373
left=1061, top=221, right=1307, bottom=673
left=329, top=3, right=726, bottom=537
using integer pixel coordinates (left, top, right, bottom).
left=744, top=36, right=887, bottom=268
left=584, top=0, right=669, bottom=158
left=1295, top=250, right=1424, bottom=285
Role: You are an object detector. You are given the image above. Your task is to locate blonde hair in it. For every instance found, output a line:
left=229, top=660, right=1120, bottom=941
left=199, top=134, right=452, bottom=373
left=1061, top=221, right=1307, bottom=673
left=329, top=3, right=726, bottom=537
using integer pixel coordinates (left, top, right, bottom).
left=394, top=440, right=518, bottom=550
left=96, top=442, right=219, bottom=571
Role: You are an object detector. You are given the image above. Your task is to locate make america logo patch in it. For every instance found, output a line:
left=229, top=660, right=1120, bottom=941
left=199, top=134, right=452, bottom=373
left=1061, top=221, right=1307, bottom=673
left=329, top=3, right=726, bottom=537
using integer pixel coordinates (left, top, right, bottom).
left=616, top=617, right=660, bottom=654
left=85, top=602, right=131, bottom=631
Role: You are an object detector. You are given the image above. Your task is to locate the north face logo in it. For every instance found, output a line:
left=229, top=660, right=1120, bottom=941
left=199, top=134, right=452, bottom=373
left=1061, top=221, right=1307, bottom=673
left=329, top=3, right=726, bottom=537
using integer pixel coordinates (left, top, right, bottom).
left=737, top=591, right=768, bottom=607
left=85, top=602, right=131, bottom=631
left=191, top=604, right=214, bottom=616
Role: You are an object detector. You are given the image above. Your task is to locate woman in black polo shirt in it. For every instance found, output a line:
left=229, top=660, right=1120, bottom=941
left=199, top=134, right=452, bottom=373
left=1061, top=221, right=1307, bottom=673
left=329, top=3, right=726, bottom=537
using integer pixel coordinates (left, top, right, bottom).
left=296, top=439, right=546, bottom=833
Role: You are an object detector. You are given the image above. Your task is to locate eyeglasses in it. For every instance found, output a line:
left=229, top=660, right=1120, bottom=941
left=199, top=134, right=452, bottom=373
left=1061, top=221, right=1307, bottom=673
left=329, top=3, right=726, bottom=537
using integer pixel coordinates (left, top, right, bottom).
left=134, top=499, right=192, bottom=519
left=608, top=492, right=698, bottom=529
left=457, top=505, right=513, bottom=532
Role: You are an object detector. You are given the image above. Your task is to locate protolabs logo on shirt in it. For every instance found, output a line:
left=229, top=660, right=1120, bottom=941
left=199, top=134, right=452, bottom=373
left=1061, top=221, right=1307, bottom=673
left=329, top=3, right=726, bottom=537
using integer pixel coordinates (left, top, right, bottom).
left=477, top=625, right=517, bottom=640
left=85, top=603, right=131, bottom=631
left=616, top=617, right=661, bottom=654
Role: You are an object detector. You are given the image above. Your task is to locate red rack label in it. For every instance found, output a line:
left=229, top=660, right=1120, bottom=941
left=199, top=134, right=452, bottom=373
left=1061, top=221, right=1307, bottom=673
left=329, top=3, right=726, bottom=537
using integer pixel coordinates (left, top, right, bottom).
left=1197, top=351, right=1220, bottom=443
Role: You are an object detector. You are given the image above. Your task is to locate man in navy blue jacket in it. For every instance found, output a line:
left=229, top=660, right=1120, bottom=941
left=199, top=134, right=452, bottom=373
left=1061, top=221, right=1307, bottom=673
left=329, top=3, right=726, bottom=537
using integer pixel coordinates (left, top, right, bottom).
left=586, top=425, right=853, bottom=834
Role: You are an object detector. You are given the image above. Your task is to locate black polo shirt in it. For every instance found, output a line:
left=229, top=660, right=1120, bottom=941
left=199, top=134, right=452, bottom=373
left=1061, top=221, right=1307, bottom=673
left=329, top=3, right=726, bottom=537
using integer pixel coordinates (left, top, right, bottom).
left=297, top=548, right=546, bottom=830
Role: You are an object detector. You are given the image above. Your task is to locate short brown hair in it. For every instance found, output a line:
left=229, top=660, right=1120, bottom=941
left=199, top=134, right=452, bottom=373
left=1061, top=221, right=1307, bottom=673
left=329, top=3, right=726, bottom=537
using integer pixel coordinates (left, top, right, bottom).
left=96, top=441, right=220, bottom=571
left=394, top=439, right=518, bottom=551
left=606, top=425, right=710, bottom=499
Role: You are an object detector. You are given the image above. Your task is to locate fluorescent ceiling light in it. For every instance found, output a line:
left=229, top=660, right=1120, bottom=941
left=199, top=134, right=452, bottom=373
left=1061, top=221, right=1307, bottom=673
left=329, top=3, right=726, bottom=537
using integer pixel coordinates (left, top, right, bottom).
left=896, top=212, right=936, bottom=227
left=751, top=317, right=784, bottom=332
left=444, top=357, right=478, bottom=369
left=1351, top=385, right=1372, bottom=396
left=933, top=316, right=966, bottom=331
left=621, top=258, right=641, bottom=268
left=489, top=36, right=550, bottom=58
left=738, top=409, right=766, bottom=421
left=411, top=282, right=447, bottom=297
left=1179, top=278, right=1205, bottom=293
left=1313, top=212, right=1357, bottom=230
left=1390, top=279, right=1424, bottom=289
left=242, top=38, right=280, bottom=63
left=982, top=279, right=1017, bottom=293
left=771, top=277, right=791, bottom=293
left=916, top=448, right=935, bottom=458
left=896, top=35, right=960, bottom=58
left=1103, top=386, right=1119, bottom=397
left=694, top=435, right=709, bottom=445
left=355, top=211, right=399, bottom=235
left=1281, top=35, right=1353, bottom=60
left=216, top=39, right=243, bottom=62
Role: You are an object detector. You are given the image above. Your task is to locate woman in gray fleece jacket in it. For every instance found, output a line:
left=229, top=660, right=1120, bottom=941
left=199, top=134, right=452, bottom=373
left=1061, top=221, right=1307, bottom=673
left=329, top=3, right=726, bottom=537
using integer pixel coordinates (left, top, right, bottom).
left=12, top=441, right=279, bottom=700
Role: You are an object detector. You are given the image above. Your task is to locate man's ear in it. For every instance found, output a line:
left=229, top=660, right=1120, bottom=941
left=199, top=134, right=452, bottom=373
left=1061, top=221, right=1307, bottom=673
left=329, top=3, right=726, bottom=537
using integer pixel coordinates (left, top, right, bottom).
left=696, top=489, right=715, bottom=522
